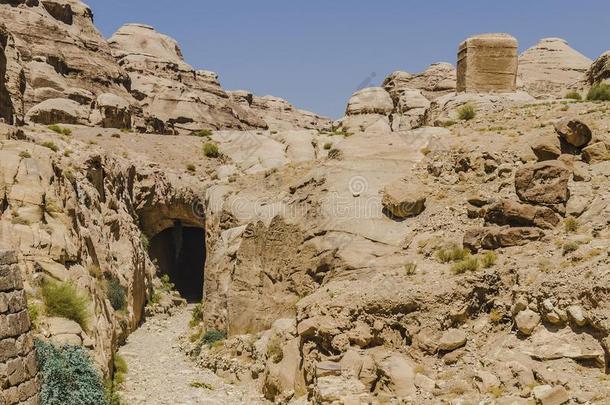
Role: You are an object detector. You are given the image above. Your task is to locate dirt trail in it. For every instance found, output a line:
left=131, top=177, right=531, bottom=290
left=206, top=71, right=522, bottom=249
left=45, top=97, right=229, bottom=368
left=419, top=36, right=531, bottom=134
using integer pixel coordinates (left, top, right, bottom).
left=117, top=305, right=267, bottom=405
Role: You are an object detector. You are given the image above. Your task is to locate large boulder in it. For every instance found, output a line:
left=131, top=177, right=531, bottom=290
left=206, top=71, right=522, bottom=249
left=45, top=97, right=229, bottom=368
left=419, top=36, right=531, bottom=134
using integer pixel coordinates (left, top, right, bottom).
left=383, top=63, right=456, bottom=100
left=381, top=178, right=427, bottom=219
left=514, top=161, right=571, bottom=205
left=529, top=134, right=561, bottom=161
left=553, top=117, right=592, bottom=148
left=346, top=87, right=394, bottom=115
left=25, top=97, right=89, bottom=125
left=582, top=141, right=610, bottom=164
left=464, top=226, right=545, bottom=251
left=519, top=38, right=591, bottom=98
left=484, top=199, right=560, bottom=229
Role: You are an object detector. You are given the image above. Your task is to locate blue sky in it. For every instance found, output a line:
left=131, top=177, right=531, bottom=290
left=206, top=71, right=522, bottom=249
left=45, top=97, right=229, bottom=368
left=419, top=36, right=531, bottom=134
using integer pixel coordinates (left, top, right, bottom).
left=88, top=0, right=610, bottom=118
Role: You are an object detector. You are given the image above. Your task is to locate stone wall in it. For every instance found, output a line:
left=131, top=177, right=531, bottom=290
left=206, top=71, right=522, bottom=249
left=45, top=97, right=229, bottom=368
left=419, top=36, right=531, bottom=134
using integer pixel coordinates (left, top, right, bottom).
left=0, top=249, right=39, bottom=405
left=457, top=33, right=518, bottom=93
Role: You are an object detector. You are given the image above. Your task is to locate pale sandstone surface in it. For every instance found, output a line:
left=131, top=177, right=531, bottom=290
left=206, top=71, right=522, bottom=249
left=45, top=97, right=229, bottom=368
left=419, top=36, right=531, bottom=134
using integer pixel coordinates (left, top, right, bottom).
left=519, top=38, right=592, bottom=98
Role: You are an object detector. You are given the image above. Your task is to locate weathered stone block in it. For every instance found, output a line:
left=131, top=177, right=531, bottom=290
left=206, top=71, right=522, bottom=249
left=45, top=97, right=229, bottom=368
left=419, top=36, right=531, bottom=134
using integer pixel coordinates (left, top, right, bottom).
left=457, top=33, right=518, bottom=93
left=0, top=338, right=17, bottom=363
left=6, top=356, right=26, bottom=386
left=0, top=311, right=31, bottom=339
left=0, top=265, right=22, bottom=292
left=0, top=250, right=17, bottom=266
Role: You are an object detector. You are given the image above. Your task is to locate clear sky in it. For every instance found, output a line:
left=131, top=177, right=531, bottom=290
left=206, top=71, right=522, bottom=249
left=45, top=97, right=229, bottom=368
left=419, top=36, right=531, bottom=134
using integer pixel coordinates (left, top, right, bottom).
left=87, top=0, right=610, bottom=118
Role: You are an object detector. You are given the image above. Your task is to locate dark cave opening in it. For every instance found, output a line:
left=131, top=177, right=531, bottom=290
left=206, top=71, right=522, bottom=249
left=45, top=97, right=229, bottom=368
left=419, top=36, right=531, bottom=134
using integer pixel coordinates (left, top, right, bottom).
left=148, top=223, right=205, bottom=302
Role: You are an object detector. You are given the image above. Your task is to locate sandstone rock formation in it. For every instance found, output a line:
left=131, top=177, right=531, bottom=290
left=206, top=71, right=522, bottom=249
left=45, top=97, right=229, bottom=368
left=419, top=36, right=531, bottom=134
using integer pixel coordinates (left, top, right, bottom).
left=519, top=38, right=591, bottom=98
left=108, top=24, right=329, bottom=134
left=457, top=33, right=518, bottom=93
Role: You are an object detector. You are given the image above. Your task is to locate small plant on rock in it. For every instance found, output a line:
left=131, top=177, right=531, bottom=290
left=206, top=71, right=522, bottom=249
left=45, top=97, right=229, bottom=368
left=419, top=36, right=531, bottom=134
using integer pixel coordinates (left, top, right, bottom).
left=562, top=241, right=580, bottom=255
left=107, top=278, right=126, bottom=311
left=48, top=124, right=72, bottom=136
left=41, top=141, right=59, bottom=152
left=564, top=91, right=582, bottom=101
left=203, top=142, right=220, bottom=158
left=36, top=340, right=106, bottom=405
left=192, top=129, right=213, bottom=137
left=19, top=151, right=31, bottom=159
left=404, top=262, right=417, bottom=275
left=481, top=251, right=498, bottom=268
left=41, top=281, right=90, bottom=329
left=436, top=244, right=469, bottom=263
left=457, top=104, right=476, bottom=121
left=190, top=303, right=204, bottom=327
left=564, top=217, right=579, bottom=233
left=186, top=164, right=196, bottom=172
left=587, top=83, right=610, bottom=101
left=323, top=142, right=332, bottom=150
left=451, top=256, right=480, bottom=274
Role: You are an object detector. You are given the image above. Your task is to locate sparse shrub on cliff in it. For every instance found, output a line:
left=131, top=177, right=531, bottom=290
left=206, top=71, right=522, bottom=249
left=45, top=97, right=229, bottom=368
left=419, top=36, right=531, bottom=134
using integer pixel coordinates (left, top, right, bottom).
left=19, top=151, right=31, bottom=159
left=193, top=129, right=213, bottom=137
left=323, top=142, right=332, bottom=150
left=481, top=251, right=498, bottom=268
left=193, top=329, right=227, bottom=357
left=451, top=256, right=480, bottom=274
left=564, top=217, right=579, bottom=233
left=41, top=281, right=90, bottom=329
left=186, top=163, right=196, bottom=172
left=564, top=91, right=582, bottom=101
left=404, top=262, right=417, bottom=275
left=28, top=302, right=40, bottom=328
left=107, top=278, right=126, bottom=311
left=36, top=340, right=106, bottom=405
left=587, top=84, right=610, bottom=101
left=457, top=104, right=476, bottom=121
left=140, top=233, right=150, bottom=251
left=41, top=141, right=59, bottom=152
left=48, top=124, right=72, bottom=136
left=436, top=244, right=469, bottom=263
left=190, top=303, right=204, bottom=327
left=203, top=142, right=220, bottom=158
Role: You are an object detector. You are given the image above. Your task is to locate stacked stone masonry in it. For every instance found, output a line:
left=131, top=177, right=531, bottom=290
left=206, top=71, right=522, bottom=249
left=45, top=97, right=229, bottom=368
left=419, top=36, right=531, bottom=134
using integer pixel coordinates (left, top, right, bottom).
left=457, top=33, right=519, bottom=93
left=0, top=250, right=39, bottom=405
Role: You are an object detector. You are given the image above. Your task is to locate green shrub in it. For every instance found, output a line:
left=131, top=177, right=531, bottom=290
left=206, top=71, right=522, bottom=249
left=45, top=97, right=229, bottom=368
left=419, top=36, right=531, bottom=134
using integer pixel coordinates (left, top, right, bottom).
left=192, top=129, right=213, bottom=137
left=41, top=281, right=89, bottom=329
left=191, top=303, right=204, bottom=325
left=451, top=256, right=480, bottom=274
left=481, top=251, right=498, bottom=268
left=323, top=142, right=332, bottom=150
left=186, top=164, right=196, bottom=172
left=192, top=329, right=227, bottom=357
left=111, top=133, right=121, bottom=139
left=404, top=262, right=417, bottom=275
left=457, top=104, right=476, bottom=121
left=201, top=329, right=226, bottom=346
left=28, top=302, right=40, bottom=328
left=113, top=354, right=128, bottom=386
left=41, top=141, right=59, bottom=152
left=160, top=274, right=174, bottom=292
left=107, top=279, right=126, bottom=311
left=19, top=151, right=31, bottom=159
left=564, top=217, right=579, bottom=233
left=587, top=84, right=610, bottom=101
left=36, top=340, right=106, bottom=405
left=203, top=142, right=220, bottom=158
left=563, top=241, right=580, bottom=255
left=140, top=233, right=150, bottom=251
left=436, top=244, right=469, bottom=263
left=48, top=125, right=71, bottom=136
left=564, top=91, right=582, bottom=101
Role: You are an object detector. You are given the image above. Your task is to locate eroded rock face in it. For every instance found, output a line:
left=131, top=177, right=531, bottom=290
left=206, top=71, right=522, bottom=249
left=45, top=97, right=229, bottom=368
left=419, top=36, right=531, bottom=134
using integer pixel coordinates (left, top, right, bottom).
left=108, top=24, right=329, bottom=133
left=519, top=38, right=591, bottom=98
left=457, top=33, right=518, bottom=93
left=0, top=0, right=135, bottom=117
left=587, top=51, right=610, bottom=85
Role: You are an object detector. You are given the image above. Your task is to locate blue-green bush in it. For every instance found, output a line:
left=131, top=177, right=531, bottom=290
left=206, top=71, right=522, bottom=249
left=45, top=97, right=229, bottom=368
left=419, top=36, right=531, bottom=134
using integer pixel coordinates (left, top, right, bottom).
left=35, top=340, right=106, bottom=405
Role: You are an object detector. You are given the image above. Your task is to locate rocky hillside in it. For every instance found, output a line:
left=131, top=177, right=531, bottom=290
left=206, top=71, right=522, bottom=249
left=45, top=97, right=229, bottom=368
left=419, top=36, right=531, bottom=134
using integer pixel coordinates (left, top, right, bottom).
left=3, top=3, right=610, bottom=404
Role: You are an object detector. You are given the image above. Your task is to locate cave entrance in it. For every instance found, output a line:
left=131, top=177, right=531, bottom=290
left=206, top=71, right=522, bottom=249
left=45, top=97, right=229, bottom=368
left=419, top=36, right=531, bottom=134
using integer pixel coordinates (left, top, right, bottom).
left=148, top=223, right=205, bottom=302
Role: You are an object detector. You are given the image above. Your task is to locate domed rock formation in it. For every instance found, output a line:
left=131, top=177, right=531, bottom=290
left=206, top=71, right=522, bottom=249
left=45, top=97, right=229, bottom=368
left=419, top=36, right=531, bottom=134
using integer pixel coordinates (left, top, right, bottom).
left=519, top=38, right=591, bottom=98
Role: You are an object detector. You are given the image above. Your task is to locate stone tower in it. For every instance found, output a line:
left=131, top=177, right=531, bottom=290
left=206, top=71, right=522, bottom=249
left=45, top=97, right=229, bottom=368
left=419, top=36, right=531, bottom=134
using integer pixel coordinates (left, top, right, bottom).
left=0, top=249, right=39, bottom=405
left=457, top=33, right=518, bottom=93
